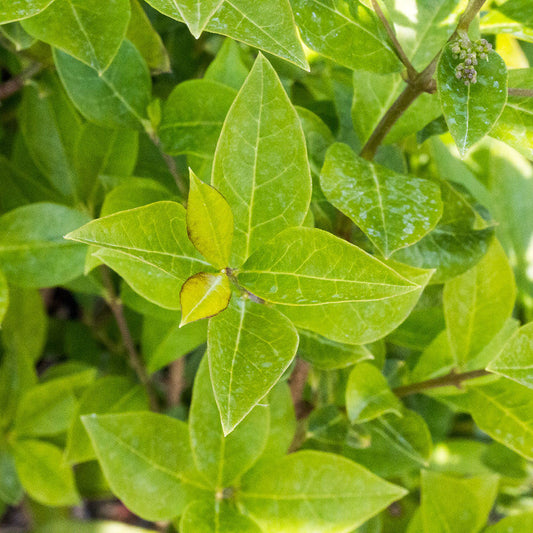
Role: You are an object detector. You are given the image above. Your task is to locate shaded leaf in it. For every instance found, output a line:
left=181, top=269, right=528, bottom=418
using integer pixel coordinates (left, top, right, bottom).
left=0, top=269, right=7, bottom=326
left=204, top=38, right=249, bottom=91
left=485, top=512, right=533, bottom=533
left=208, top=296, right=298, bottom=435
left=0, top=449, right=23, bottom=505
left=212, top=54, right=311, bottom=266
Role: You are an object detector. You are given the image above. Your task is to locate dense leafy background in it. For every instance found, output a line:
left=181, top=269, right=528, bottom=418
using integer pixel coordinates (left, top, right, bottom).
left=1, top=0, right=533, bottom=532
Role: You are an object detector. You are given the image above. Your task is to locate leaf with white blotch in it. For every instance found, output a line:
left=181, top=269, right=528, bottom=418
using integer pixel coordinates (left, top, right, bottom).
left=467, top=378, right=533, bottom=460
left=437, top=44, right=508, bottom=156
left=321, top=143, right=442, bottom=257
left=83, top=412, right=210, bottom=520
left=180, top=272, right=231, bottom=326
left=189, top=356, right=269, bottom=488
left=421, top=470, right=499, bottom=533
left=54, top=40, right=151, bottom=130
left=488, top=323, right=533, bottom=389
left=0, top=0, right=54, bottom=24
left=144, top=0, right=308, bottom=69
left=491, top=68, right=533, bottom=159
left=13, top=439, right=80, bottom=507
left=238, top=227, right=421, bottom=305
left=212, top=54, right=311, bottom=266
left=160, top=80, right=236, bottom=158
left=208, top=296, right=298, bottom=435
left=0, top=269, right=7, bottom=326
left=346, top=362, right=402, bottom=424
left=66, top=202, right=211, bottom=309
left=22, top=0, right=130, bottom=72
left=180, top=499, right=262, bottom=533
left=240, top=450, right=407, bottom=533
left=187, top=170, right=233, bottom=268
left=291, top=0, right=400, bottom=73
left=444, top=240, right=516, bottom=368
left=0, top=203, right=89, bottom=289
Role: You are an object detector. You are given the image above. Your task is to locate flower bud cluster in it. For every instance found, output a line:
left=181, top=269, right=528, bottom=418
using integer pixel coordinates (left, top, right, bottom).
left=451, top=37, right=492, bottom=85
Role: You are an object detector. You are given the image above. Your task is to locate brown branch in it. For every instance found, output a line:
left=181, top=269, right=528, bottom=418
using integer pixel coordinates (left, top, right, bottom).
left=100, top=266, right=159, bottom=411
left=393, top=368, right=491, bottom=398
left=508, top=88, right=533, bottom=98
left=371, top=0, right=417, bottom=80
left=457, top=0, right=488, bottom=32
left=0, top=63, right=42, bottom=101
left=289, top=358, right=312, bottom=420
left=167, top=357, right=186, bottom=407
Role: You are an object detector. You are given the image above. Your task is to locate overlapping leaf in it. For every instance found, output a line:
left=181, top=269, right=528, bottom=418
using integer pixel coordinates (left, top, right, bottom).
left=0, top=0, right=54, bottom=24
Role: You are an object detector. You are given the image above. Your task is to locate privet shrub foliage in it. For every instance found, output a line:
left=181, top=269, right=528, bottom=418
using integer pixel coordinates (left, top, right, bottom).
left=2, top=0, right=533, bottom=531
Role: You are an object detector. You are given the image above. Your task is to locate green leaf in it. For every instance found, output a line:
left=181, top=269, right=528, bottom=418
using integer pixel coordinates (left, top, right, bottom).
left=346, top=362, right=402, bottom=423
left=321, top=143, right=443, bottom=257
left=291, top=0, right=400, bottom=73
left=13, top=439, right=80, bottom=507
left=65, top=376, right=148, bottom=464
left=173, top=0, right=224, bottom=38
left=66, top=202, right=211, bottom=309
left=467, top=378, right=533, bottom=460
left=187, top=170, right=233, bottom=268
left=382, top=0, right=461, bottom=71
left=212, top=54, right=311, bottom=266
left=180, top=499, right=262, bottom=533
left=0, top=203, right=90, bottom=288
left=0, top=448, right=23, bottom=505
left=189, top=356, right=269, bottom=488
left=204, top=38, right=249, bottom=91
left=83, top=412, right=210, bottom=520
left=145, top=0, right=308, bottom=69
left=0, top=0, right=54, bottom=24
left=421, top=470, right=499, bottom=533
left=0, top=269, right=7, bottom=326
left=497, top=0, right=533, bottom=28
left=180, top=272, right=231, bottom=326
left=410, top=330, right=455, bottom=382
left=19, top=76, right=82, bottom=200
left=298, top=329, right=373, bottom=370
left=443, top=240, right=516, bottom=368
left=238, top=226, right=424, bottom=304
left=208, top=296, right=298, bottom=435
left=0, top=22, right=35, bottom=50
left=488, top=323, right=533, bottom=388
left=437, top=44, right=508, bottom=156
left=485, top=512, right=533, bottom=533
left=160, top=80, right=236, bottom=158
left=392, top=179, right=495, bottom=283
left=127, top=0, right=170, bottom=73
left=240, top=450, right=408, bottom=533
left=22, top=0, right=131, bottom=72
left=352, top=71, right=442, bottom=146
left=54, top=40, right=151, bottom=130
left=491, top=68, right=533, bottom=159
left=142, top=315, right=207, bottom=374
left=34, top=520, right=158, bottom=533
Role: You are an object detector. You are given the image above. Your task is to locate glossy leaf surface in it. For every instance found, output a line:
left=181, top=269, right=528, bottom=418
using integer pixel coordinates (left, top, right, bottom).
left=212, top=54, right=311, bottom=266
left=0, top=0, right=54, bottom=24
left=208, top=296, right=298, bottom=434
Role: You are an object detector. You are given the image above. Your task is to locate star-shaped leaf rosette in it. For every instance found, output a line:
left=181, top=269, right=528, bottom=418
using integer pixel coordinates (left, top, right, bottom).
left=66, top=54, right=431, bottom=435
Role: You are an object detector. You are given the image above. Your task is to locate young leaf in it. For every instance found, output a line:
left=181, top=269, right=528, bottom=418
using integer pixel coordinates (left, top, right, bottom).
left=82, top=412, right=210, bottom=520
left=321, top=143, right=443, bottom=257
left=0, top=449, right=23, bottom=505
left=488, top=323, right=533, bottom=389
left=421, top=470, right=499, bottom=533
left=238, top=227, right=421, bottom=305
left=212, top=54, right=311, bottom=266
left=159, top=80, right=236, bottom=158
left=346, top=362, right=402, bottom=423
left=54, top=40, right=152, bottom=130
left=180, top=272, right=231, bottom=326
left=22, top=0, right=131, bottom=72
left=438, top=43, right=508, bottom=156
left=145, top=0, right=308, bottom=69
left=0, top=0, right=54, bottom=23
left=443, top=240, right=516, bottom=368
left=189, top=356, right=269, bottom=489
left=65, top=202, right=211, bottom=309
left=13, top=439, right=80, bottom=507
left=208, top=296, right=298, bottom=435
left=0, top=203, right=90, bottom=288
left=240, top=450, right=407, bottom=532
left=180, top=499, right=262, bottom=533
left=291, top=0, right=401, bottom=73
left=65, top=376, right=148, bottom=464
left=467, top=378, right=533, bottom=460
left=187, top=170, right=233, bottom=268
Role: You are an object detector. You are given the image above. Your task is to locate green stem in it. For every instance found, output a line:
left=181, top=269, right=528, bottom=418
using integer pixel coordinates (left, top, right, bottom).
left=393, top=368, right=491, bottom=398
